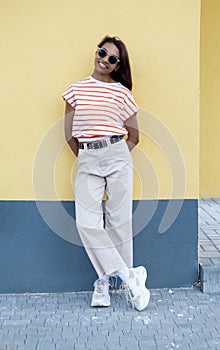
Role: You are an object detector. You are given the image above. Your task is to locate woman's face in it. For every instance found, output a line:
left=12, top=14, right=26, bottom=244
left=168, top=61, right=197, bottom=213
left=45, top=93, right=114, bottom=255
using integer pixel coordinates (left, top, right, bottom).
left=94, top=42, right=120, bottom=76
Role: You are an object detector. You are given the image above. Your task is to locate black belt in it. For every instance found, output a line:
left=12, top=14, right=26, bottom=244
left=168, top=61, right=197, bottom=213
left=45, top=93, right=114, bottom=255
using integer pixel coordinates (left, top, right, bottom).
left=79, top=135, right=123, bottom=150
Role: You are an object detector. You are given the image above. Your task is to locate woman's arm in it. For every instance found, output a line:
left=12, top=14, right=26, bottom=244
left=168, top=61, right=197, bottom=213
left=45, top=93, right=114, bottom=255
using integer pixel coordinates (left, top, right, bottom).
left=64, top=102, right=79, bottom=157
left=124, top=113, right=139, bottom=151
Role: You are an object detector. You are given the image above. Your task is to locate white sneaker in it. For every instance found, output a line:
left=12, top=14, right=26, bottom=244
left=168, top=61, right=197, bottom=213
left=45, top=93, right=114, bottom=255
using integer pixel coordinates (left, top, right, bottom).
left=91, top=279, right=111, bottom=307
left=121, top=266, right=150, bottom=311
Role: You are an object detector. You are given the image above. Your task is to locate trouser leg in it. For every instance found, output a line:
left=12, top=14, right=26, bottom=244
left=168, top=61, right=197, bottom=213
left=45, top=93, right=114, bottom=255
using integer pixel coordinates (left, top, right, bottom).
left=104, top=142, right=133, bottom=268
left=75, top=159, right=127, bottom=277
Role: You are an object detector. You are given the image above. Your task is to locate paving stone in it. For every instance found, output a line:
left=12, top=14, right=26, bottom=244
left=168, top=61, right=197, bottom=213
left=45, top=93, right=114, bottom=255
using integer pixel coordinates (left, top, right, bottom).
left=2, top=346, right=18, bottom=350
left=139, top=340, right=157, bottom=350
left=200, top=264, right=220, bottom=293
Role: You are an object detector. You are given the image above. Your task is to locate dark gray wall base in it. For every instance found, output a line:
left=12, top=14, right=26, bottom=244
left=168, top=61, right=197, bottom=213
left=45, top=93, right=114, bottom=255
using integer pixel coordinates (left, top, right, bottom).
left=0, top=199, right=198, bottom=293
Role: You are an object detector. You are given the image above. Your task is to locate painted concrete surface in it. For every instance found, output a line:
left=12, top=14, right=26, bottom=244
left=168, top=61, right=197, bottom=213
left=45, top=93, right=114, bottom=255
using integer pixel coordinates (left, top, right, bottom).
left=0, top=199, right=198, bottom=293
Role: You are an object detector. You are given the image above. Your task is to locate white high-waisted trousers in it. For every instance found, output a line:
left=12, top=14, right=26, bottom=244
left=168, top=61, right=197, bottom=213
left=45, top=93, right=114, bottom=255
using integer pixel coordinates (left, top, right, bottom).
left=75, top=138, right=133, bottom=277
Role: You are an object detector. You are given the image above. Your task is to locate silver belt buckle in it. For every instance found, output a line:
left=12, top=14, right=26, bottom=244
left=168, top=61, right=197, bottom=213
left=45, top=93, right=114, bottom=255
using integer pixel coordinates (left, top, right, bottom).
left=87, top=139, right=108, bottom=149
left=100, top=139, right=107, bottom=148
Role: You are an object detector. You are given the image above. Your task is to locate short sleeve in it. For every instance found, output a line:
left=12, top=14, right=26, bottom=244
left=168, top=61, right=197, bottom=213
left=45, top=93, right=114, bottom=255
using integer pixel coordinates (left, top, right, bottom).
left=122, top=90, right=139, bottom=120
left=62, top=85, right=76, bottom=109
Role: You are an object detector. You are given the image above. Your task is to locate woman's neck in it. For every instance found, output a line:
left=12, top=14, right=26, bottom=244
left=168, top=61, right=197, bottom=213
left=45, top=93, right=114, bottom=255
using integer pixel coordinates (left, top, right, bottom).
left=91, top=71, right=115, bottom=83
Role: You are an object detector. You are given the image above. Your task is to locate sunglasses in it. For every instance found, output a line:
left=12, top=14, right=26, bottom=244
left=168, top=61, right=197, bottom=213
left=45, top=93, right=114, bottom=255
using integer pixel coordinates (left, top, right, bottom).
left=97, top=47, right=120, bottom=65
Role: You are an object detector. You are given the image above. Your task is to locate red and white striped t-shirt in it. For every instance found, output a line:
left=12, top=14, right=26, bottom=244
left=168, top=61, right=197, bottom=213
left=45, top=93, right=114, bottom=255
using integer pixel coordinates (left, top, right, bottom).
left=62, top=76, right=139, bottom=142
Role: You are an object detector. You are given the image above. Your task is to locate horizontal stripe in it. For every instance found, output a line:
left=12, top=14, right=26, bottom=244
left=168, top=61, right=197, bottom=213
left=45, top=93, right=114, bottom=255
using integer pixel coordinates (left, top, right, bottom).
left=62, top=76, right=139, bottom=140
left=72, top=124, right=125, bottom=131
left=73, top=131, right=127, bottom=138
left=75, top=109, right=122, bottom=118
left=72, top=125, right=127, bottom=134
left=74, top=115, right=121, bottom=124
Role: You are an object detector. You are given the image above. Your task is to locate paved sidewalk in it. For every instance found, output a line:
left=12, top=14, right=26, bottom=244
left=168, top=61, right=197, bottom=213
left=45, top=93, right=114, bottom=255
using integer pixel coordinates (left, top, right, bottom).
left=0, top=288, right=220, bottom=350
left=0, top=198, right=220, bottom=350
left=199, top=198, right=220, bottom=265
left=199, top=198, right=220, bottom=292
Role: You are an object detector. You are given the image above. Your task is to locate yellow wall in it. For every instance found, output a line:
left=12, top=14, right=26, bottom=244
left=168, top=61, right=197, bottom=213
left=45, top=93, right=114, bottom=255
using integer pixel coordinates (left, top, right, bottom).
left=0, top=0, right=200, bottom=200
left=200, top=0, right=220, bottom=197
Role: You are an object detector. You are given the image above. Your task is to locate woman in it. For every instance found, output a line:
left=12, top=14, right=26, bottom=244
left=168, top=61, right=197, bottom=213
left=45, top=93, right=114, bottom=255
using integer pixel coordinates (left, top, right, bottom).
left=62, top=36, right=150, bottom=311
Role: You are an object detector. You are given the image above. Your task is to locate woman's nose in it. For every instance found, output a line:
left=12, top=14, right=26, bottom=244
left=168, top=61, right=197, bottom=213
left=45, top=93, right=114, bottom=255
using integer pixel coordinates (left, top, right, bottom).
left=102, top=56, right=109, bottom=63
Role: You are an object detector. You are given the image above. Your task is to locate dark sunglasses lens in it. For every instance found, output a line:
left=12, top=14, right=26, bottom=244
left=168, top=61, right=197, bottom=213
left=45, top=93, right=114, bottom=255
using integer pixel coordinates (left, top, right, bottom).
left=108, top=56, right=118, bottom=65
left=98, top=48, right=106, bottom=58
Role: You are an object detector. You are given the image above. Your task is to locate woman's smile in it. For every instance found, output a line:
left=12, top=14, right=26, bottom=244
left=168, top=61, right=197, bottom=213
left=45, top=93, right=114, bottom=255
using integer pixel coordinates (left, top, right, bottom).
left=98, top=60, right=109, bottom=69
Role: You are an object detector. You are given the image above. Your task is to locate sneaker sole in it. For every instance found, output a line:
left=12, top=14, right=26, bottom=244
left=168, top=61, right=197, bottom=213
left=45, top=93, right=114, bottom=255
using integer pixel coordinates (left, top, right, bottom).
left=91, top=294, right=111, bottom=307
left=133, top=266, right=150, bottom=311
left=91, top=301, right=111, bottom=307
left=133, top=288, right=150, bottom=311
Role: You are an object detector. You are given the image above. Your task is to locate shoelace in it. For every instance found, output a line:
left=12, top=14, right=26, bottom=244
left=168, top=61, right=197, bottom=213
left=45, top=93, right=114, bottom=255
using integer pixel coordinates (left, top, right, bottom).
left=120, top=282, right=135, bottom=309
left=94, top=275, right=120, bottom=294
left=94, top=280, right=108, bottom=293
left=94, top=279, right=115, bottom=294
left=109, top=275, right=118, bottom=289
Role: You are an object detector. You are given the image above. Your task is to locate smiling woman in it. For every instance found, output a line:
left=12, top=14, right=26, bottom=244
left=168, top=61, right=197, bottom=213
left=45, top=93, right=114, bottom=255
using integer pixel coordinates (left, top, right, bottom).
left=94, top=36, right=133, bottom=90
left=94, top=42, right=120, bottom=80
left=62, top=35, right=150, bottom=311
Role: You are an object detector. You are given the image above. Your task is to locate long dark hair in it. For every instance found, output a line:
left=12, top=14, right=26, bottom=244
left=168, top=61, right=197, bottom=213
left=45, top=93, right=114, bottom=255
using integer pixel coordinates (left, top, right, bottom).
left=97, top=36, right=133, bottom=91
